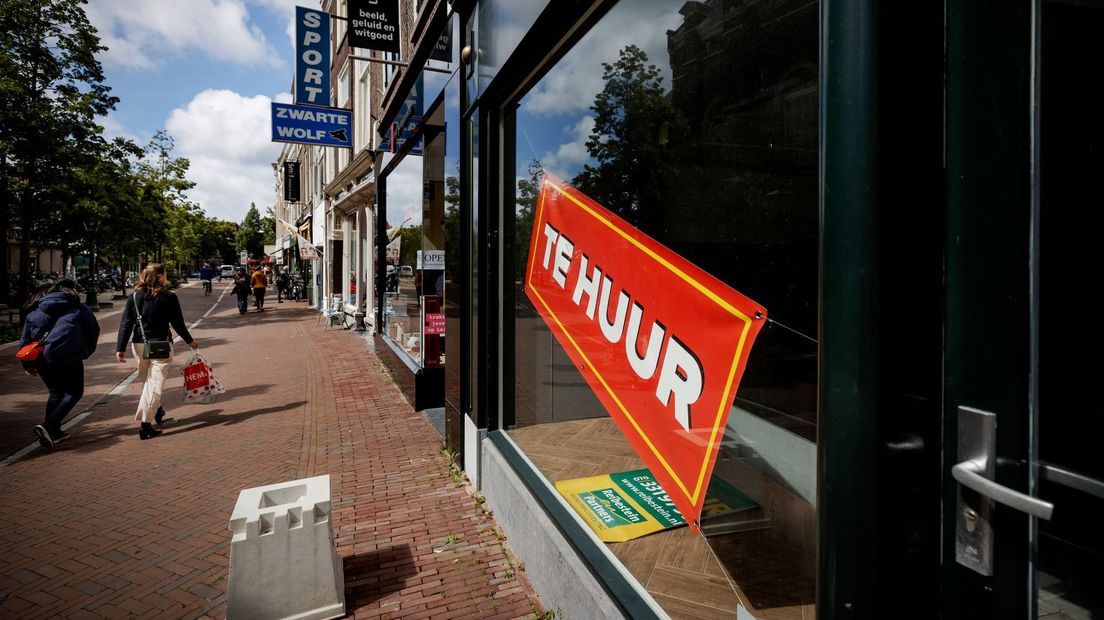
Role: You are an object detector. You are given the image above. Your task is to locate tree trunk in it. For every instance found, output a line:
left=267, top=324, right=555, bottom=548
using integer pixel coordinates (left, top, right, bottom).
left=0, top=149, right=9, bottom=305
left=17, top=164, right=34, bottom=302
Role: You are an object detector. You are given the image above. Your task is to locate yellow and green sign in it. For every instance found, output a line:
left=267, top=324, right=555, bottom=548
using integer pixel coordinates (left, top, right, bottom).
left=557, top=468, right=763, bottom=542
left=556, top=469, right=687, bottom=542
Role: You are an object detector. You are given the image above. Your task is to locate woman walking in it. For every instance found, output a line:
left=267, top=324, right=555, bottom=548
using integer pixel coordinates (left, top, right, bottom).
left=20, top=280, right=100, bottom=448
left=250, top=266, right=267, bottom=311
left=232, top=272, right=251, bottom=315
left=115, top=263, right=199, bottom=439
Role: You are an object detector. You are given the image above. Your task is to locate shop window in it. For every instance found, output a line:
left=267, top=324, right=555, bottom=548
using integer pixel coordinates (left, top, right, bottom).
left=380, top=66, right=460, bottom=370
left=508, top=0, right=818, bottom=617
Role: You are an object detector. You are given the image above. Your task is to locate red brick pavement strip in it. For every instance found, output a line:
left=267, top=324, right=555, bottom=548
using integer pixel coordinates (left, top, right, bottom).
left=0, top=286, right=544, bottom=618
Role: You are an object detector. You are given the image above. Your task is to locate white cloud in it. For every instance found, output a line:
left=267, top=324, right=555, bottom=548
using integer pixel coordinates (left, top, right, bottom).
left=537, top=116, right=594, bottom=174
left=384, top=155, right=424, bottom=229
left=521, top=2, right=683, bottom=117
left=165, top=89, right=283, bottom=222
left=96, top=114, right=145, bottom=144
left=87, top=0, right=281, bottom=70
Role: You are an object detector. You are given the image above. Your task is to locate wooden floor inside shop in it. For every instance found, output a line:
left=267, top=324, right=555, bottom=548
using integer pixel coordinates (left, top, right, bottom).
left=509, top=418, right=816, bottom=620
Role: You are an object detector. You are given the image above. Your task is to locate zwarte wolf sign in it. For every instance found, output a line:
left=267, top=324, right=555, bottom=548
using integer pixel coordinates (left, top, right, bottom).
left=348, top=0, right=400, bottom=53
left=524, top=174, right=767, bottom=530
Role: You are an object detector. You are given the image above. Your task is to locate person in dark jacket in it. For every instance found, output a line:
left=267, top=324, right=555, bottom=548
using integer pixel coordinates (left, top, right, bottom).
left=20, top=279, right=100, bottom=448
left=231, top=274, right=251, bottom=315
left=115, top=263, right=199, bottom=440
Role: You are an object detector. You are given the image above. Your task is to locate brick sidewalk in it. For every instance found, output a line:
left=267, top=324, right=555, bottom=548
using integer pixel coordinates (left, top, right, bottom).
left=0, top=287, right=543, bottom=619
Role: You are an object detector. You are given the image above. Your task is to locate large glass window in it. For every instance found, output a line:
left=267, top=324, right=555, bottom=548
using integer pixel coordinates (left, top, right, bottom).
left=380, top=62, right=461, bottom=370
left=508, top=1, right=818, bottom=617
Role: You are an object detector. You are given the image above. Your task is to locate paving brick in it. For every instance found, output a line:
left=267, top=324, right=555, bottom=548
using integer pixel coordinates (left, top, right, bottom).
left=0, top=293, right=544, bottom=618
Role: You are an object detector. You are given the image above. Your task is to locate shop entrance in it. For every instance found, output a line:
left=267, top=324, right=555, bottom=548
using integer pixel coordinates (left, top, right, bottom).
left=942, top=1, right=1103, bottom=617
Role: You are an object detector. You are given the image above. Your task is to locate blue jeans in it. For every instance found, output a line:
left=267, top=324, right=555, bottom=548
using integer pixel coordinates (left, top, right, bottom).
left=236, top=293, right=249, bottom=314
left=37, top=360, right=84, bottom=435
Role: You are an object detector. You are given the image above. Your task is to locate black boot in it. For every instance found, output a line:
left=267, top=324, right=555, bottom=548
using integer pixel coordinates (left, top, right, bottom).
left=139, top=422, right=162, bottom=440
left=155, top=406, right=165, bottom=425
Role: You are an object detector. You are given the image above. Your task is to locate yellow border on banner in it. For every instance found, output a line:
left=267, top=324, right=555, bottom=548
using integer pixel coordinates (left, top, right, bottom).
left=526, top=177, right=755, bottom=507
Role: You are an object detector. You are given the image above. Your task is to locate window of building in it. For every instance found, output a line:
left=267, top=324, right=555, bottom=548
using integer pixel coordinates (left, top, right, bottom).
left=507, top=1, right=819, bottom=617
left=356, top=61, right=372, bottom=153
left=338, top=63, right=350, bottom=108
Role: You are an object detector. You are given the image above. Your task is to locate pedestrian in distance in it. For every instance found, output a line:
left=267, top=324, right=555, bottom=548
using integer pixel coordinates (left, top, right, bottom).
left=199, top=262, right=216, bottom=296
left=232, top=274, right=251, bottom=315
left=115, top=263, right=199, bottom=440
left=19, top=279, right=100, bottom=449
left=276, top=268, right=291, bottom=303
left=250, top=266, right=267, bottom=311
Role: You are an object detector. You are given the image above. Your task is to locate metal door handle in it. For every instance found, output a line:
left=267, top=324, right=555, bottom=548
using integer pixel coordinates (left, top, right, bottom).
left=952, top=458, right=1054, bottom=520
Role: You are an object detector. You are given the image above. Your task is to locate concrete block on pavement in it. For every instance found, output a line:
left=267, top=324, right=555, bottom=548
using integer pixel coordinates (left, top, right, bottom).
left=227, top=475, right=345, bottom=620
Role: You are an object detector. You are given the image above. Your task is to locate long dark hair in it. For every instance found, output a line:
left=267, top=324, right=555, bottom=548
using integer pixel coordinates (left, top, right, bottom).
left=21, top=284, right=51, bottom=314
left=48, top=279, right=81, bottom=303
left=20, top=279, right=80, bottom=320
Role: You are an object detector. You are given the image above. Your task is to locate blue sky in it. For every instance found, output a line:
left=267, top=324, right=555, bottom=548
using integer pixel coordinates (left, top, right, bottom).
left=87, top=0, right=300, bottom=223
left=83, top=0, right=681, bottom=227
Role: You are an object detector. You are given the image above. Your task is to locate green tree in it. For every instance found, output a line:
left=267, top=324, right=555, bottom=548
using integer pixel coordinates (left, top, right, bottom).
left=209, top=220, right=239, bottom=264
left=515, top=159, right=543, bottom=276
left=135, top=131, right=196, bottom=272
left=236, top=203, right=265, bottom=258
left=572, top=44, right=685, bottom=236
left=398, top=224, right=422, bottom=269
left=443, top=175, right=461, bottom=284
left=0, top=0, right=119, bottom=300
left=261, top=206, right=276, bottom=246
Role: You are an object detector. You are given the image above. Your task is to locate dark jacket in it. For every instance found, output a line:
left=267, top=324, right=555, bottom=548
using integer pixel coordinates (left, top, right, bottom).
left=231, top=278, right=251, bottom=297
left=116, top=289, right=193, bottom=352
left=20, top=292, right=100, bottom=364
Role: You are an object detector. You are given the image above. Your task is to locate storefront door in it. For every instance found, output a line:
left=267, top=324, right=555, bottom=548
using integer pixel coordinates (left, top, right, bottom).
left=943, top=1, right=1103, bottom=617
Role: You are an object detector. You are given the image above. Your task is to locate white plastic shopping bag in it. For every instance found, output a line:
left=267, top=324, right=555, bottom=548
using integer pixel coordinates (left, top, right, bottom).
left=182, top=351, right=226, bottom=404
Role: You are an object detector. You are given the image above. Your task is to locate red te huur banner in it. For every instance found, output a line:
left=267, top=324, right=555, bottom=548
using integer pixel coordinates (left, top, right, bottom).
left=524, top=173, right=767, bottom=531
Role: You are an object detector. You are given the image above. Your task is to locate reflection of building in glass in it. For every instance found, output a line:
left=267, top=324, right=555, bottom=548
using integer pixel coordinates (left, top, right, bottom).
left=665, top=0, right=820, bottom=438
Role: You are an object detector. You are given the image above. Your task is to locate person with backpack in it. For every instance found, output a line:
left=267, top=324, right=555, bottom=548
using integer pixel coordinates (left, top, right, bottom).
left=19, top=279, right=101, bottom=448
left=231, top=273, right=251, bottom=315
left=115, top=263, right=199, bottom=440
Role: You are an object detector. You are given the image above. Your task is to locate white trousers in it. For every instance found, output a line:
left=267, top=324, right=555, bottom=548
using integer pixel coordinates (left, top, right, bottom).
left=133, top=344, right=173, bottom=423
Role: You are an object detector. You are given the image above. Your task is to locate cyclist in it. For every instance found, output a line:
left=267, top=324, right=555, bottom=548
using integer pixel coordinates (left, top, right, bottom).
left=198, top=263, right=216, bottom=296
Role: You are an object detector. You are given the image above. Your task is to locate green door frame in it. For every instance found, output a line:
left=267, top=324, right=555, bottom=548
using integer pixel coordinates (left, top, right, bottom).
left=820, top=0, right=945, bottom=615
left=943, top=0, right=1038, bottom=617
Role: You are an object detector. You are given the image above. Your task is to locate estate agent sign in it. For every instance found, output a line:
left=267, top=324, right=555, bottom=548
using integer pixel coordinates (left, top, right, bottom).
left=525, top=174, right=767, bottom=530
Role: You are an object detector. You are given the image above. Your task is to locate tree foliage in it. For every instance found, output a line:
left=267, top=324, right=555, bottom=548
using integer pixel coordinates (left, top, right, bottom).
left=0, top=0, right=119, bottom=299
left=515, top=159, right=543, bottom=275
left=236, top=203, right=266, bottom=258
left=572, top=44, right=685, bottom=236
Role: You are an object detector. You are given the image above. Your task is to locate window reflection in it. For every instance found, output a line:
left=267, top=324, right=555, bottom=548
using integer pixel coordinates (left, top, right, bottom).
left=509, top=0, right=818, bottom=617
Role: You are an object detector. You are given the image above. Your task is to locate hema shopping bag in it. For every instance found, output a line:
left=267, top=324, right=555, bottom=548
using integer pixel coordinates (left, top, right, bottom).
left=182, top=352, right=225, bottom=404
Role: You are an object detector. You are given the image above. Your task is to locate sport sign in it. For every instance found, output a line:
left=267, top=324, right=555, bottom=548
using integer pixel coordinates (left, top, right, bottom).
left=525, top=174, right=767, bottom=530
left=295, top=7, right=330, bottom=106
left=271, top=102, right=353, bottom=149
